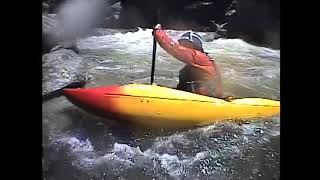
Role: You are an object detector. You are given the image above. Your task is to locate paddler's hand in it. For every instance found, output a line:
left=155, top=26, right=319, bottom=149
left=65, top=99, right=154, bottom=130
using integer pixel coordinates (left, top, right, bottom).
left=224, top=96, right=235, bottom=102
left=152, top=24, right=162, bottom=35
left=154, top=24, right=162, bottom=30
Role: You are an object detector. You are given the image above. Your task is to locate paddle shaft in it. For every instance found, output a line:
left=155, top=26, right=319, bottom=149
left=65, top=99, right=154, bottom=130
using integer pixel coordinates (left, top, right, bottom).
left=150, top=34, right=157, bottom=84
left=150, top=9, right=160, bottom=84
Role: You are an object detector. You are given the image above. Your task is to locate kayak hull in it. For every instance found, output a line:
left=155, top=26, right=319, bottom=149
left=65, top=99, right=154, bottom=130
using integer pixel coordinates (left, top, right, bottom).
left=63, top=84, right=280, bottom=128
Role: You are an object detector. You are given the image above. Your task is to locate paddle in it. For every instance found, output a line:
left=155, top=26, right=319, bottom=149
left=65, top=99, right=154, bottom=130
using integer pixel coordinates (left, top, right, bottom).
left=150, top=28, right=157, bottom=84
left=150, top=9, right=160, bottom=85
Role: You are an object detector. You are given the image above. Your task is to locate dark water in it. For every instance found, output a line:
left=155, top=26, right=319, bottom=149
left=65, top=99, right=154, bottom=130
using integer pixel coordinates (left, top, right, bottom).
left=43, top=28, right=280, bottom=180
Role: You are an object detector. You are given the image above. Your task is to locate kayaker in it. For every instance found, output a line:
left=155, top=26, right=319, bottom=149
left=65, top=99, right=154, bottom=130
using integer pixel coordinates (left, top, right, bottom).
left=153, top=24, right=224, bottom=98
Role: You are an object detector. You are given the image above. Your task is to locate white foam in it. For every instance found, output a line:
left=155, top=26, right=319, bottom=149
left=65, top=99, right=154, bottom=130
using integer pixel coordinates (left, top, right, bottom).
left=78, top=28, right=154, bottom=53
left=53, top=136, right=96, bottom=169
left=95, top=66, right=121, bottom=70
left=48, top=119, right=280, bottom=178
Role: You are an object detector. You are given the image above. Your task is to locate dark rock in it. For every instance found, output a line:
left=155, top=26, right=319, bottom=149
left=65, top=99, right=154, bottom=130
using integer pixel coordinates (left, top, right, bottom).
left=102, top=2, right=122, bottom=28
left=116, top=0, right=236, bottom=32
left=43, top=2, right=49, bottom=13
left=42, top=0, right=279, bottom=49
left=45, top=0, right=88, bottom=14
left=115, top=0, right=279, bottom=48
left=43, top=0, right=233, bottom=32
left=43, top=0, right=66, bottom=13
left=44, top=0, right=121, bottom=14
left=43, top=0, right=122, bottom=54
left=226, top=0, right=280, bottom=49
left=42, top=49, right=89, bottom=101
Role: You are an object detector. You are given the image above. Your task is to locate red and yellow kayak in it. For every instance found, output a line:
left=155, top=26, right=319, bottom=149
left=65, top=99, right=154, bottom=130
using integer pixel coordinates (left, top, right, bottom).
left=63, top=84, right=280, bottom=128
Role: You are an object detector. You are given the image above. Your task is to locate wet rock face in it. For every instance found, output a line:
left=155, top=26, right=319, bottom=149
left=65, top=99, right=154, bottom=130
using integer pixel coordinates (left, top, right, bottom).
left=42, top=13, right=58, bottom=54
left=226, top=0, right=280, bottom=49
left=42, top=0, right=120, bottom=54
left=43, top=0, right=279, bottom=49
left=42, top=49, right=89, bottom=100
left=43, top=0, right=235, bottom=32
left=116, top=0, right=279, bottom=49
left=112, top=0, right=279, bottom=49
left=117, top=0, right=237, bottom=32
left=42, top=0, right=62, bottom=13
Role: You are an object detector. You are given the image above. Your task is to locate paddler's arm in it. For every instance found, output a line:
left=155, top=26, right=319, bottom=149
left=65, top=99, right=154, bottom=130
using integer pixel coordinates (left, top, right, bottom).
left=153, top=24, right=213, bottom=70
